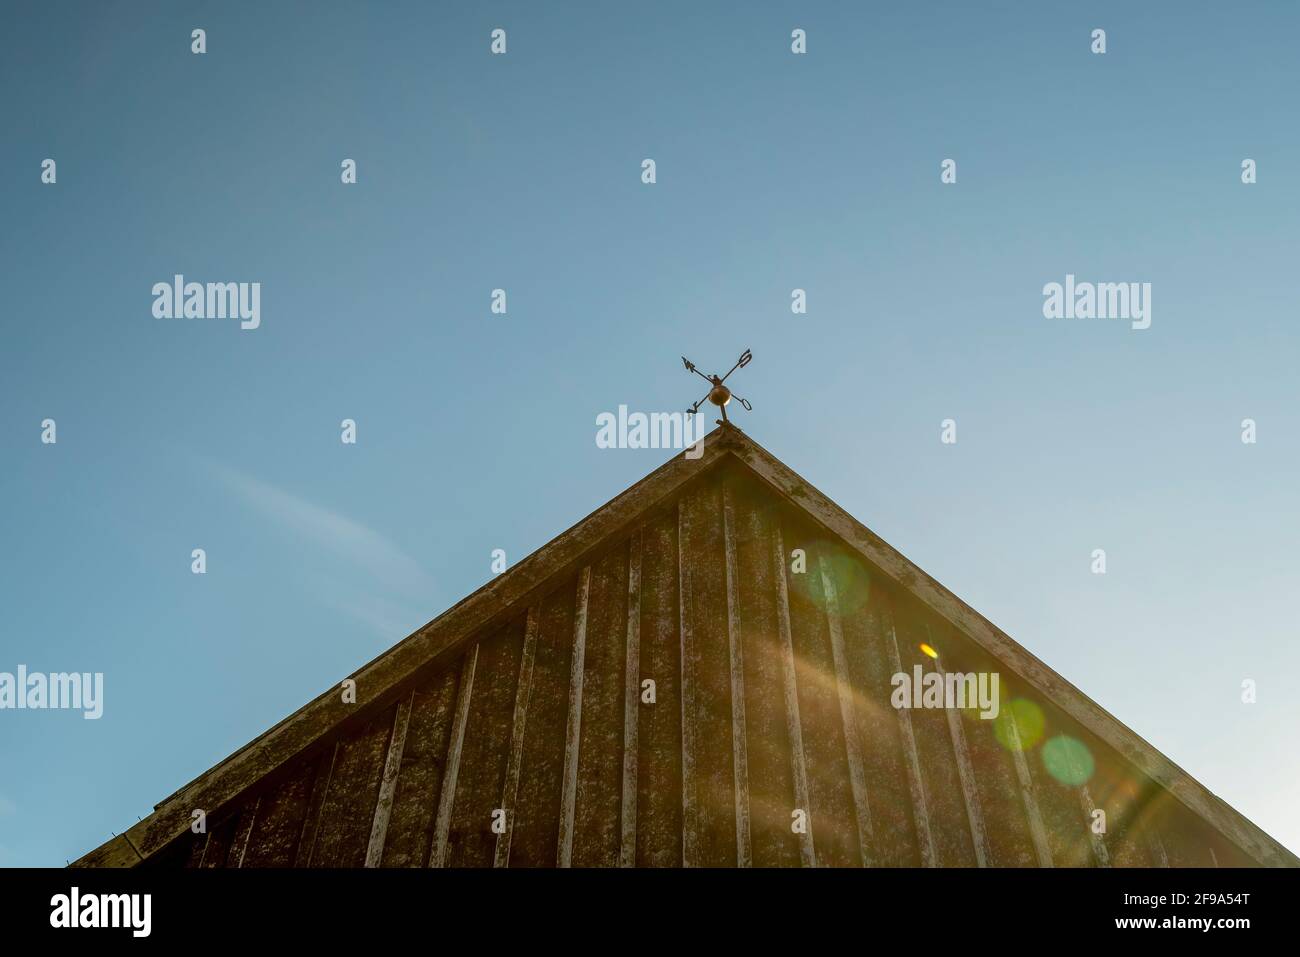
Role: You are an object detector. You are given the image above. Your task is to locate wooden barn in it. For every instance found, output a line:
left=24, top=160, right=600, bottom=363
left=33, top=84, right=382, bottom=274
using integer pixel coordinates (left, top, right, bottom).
left=73, top=425, right=1296, bottom=868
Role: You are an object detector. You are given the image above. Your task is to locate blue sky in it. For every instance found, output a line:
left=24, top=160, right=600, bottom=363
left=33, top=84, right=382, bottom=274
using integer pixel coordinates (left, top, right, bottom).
left=2, top=1, right=1298, bottom=866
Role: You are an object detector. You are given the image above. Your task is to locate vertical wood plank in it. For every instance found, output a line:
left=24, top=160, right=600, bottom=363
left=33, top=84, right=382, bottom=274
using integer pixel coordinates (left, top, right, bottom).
left=636, top=510, right=683, bottom=867
left=620, top=533, right=642, bottom=867
left=772, top=525, right=817, bottom=868
left=1003, top=700, right=1054, bottom=868
left=195, top=814, right=239, bottom=869
left=678, top=499, right=700, bottom=867
left=1146, top=828, right=1170, bottom=868
left=922, top=628, right=1038, bottom=867
left=890, top=606, right=974, bottom=866
left=444, top=620, right=528, bottom=868
left=818, top=553, right=874, bottom=867
left=932, top=657, right=990, bottom=868
left=784, top=523, right=859, bottom=867
left=836, top=567, right=920, bottom=866
left=570, top=550, right=629, bottom=866
left=722, top=486, right=752, bottom=867
left=230, top=798, right=261, bottom=869
left=428, top=644, right=479, bottom=868
left=943, top=702, right=990, bottom=867
left=557, top=566, right=591, bottom=867
left=882, top=604, right=938, bottom=867
left=1078, top=785, right=1110, bottom=867
left=506, top=586, right=576, bottom=867
left=682, top=481, right=736, bottom=866
left=240, top=757, right=319, bottom=867
left=379, top=668, right=461, bottom=868
left=1093, top=786, right=1146, bottom=867
left=309, top=706, right=398, bottom=867
left=294, top=744, right=338, bottom=867
left=733, top=487, right=800, bottom=867
left=365, top=692, right=414, bottom=867
left=189, top=832, right=211, bottom=869
left=495, top=606, right=540, bottom=868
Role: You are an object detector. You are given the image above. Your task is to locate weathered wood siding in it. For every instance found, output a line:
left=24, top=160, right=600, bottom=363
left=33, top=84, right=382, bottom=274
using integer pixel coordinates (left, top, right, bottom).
left=150, top=461, right=1257, bottom=868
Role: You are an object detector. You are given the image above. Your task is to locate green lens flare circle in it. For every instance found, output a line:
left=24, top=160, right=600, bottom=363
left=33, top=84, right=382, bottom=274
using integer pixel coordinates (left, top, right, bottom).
left=993, top=699, right=1044, bottom=752
left=1042, top=735, right=1095, bottom=786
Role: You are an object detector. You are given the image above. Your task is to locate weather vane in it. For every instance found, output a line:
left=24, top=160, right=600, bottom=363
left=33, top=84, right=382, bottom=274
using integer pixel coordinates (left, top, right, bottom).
left=681, top=348, right=753, bottom=426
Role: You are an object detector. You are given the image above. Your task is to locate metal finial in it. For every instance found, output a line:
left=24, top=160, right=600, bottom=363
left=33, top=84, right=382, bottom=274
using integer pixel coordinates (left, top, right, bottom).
left=680, top=349, right=753, bottom=425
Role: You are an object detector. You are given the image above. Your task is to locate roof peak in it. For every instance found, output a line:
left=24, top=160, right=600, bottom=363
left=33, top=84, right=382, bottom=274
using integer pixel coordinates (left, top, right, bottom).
left=73, top=425, right=1298, bottom=868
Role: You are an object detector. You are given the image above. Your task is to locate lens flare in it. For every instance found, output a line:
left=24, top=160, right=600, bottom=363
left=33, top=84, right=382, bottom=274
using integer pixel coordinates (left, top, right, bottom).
left=919, top=643, right=939, bottom=659
left=824, top=551, right=872, bottom=614
left=1042, top=735, right=1095, bottom=786
left=993, top=698, right=1045, bottom=751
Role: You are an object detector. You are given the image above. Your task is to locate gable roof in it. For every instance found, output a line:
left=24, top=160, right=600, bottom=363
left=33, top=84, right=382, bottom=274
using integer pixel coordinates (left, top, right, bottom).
left=73, top=425, right=1297, bottom=867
